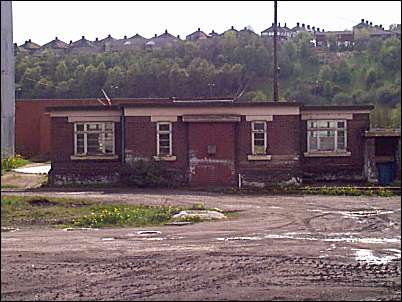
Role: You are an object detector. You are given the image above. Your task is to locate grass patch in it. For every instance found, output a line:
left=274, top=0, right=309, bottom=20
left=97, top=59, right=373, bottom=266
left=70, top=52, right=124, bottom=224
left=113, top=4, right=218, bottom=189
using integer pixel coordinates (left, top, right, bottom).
left=1, top=155, right=30, bottom=174
left=1, top=184, right=19, bottom=189
left=1, top=195, right=221, bottom=229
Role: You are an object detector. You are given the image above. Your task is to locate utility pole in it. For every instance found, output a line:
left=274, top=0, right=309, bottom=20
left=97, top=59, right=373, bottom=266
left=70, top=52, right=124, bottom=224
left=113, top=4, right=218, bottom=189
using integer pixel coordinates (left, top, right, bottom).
left=273, top=0, right=279, bottom=102
left=1, top=1, right=15, bottom=157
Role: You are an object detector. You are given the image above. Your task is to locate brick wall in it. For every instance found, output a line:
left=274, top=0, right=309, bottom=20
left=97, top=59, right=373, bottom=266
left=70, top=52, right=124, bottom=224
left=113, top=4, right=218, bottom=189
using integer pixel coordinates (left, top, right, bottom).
left=301, top=113, right=370, bottom=182
left=237, top=115, right=302, bottom=185
left=48, top=116, right=122, bottom=185
left=188, top=122, right=236, bottom=186
left=16, top=98, right=170, bottom=159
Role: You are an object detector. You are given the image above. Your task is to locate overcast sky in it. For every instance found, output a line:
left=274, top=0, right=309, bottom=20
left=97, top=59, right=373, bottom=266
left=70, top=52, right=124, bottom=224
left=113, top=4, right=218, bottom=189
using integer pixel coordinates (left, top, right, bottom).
left=12, top=1, right=402, bottom=45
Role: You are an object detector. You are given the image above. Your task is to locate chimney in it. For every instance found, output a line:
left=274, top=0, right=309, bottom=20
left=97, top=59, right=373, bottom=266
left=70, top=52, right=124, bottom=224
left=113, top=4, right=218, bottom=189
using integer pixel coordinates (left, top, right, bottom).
left=284, top=22, right=287, bottom=27
left=212, top=30, right=215, bottom=34
left=124, top=35, right=127, bottom=39
left=369, top=22, right=373, bottom=26
left=177, top=34, right=180, bottom=39
left=361, top=18, right=364, bottom=23
left=365, top=20, right=369, bottom=25
left=322, top=29, right=325, bottom=32
left=198, top=27, right=200, bottom=31
left=29, top=39, right=32, bottom=43
left=307, top=25, right=310, bottom=30
left=278, top=22, right=281, bottom=27
left=317, top=28, right=320, bottom=32
left=82, top=36, right=85, bottom=39
left=154, top=34, right=157, bottom=38
left=165, top=29, right=168, bottom=34
left=69, top=40, right=72, bottom=44
left=55, top=37, right=58, bottom=40
left=244, top=27, right=247, bottom=30
left=312, top=26, right=315, bottom=31
left=231, top=26, right=234, bottom=29
left=302, top=23, right=305, bottom=28
left=380, top=24, right=383, bottom=29
left=95, top=37, right=98, bottom=41
left=297, top=22, right=300, bottom=27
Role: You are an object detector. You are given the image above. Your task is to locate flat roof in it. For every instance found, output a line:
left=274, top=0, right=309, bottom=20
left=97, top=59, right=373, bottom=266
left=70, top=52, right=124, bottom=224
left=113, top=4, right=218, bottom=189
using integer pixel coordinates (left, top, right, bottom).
left=302, top=105, right=374, bottom=111
left=364, top=129, right=401, bottom=138
left=46, top=102, right=375, bottom=112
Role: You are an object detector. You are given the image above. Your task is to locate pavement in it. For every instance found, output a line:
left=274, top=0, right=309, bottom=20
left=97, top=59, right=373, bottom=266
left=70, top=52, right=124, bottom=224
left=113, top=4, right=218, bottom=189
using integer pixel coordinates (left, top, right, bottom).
left=12, top=164, right=51, bottom=175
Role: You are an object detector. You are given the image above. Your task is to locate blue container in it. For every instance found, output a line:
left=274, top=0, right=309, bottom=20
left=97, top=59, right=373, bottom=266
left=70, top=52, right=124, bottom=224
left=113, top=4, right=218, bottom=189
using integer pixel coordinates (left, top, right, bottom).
left=377, top=162, right=396, bottom=185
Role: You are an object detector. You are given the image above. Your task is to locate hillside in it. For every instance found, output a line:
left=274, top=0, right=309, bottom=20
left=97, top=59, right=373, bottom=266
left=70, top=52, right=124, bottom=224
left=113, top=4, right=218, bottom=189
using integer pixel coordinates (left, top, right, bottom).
left=15, top=31, right=401, bottom=127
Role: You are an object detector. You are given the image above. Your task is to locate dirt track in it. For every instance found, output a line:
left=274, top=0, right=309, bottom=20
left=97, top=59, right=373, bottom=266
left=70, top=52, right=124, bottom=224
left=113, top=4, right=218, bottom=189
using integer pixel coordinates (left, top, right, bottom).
left=1, top=190, right=401, bottom=301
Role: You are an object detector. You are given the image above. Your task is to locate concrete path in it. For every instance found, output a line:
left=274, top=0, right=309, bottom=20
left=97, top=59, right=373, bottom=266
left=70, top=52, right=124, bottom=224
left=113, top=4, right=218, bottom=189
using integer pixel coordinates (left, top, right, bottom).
left=12, top=164, right=51, bottom=174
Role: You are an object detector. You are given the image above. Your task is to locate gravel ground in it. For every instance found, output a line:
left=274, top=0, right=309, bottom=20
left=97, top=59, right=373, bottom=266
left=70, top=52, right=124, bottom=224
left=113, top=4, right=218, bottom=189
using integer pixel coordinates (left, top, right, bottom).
left=1, top=189, right=401, bottom=301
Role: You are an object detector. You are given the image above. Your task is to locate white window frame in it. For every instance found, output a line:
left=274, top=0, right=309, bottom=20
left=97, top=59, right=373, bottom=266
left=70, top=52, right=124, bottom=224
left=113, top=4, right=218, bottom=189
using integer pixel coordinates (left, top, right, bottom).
left=156, top=122, right=172, bottom=156
left=251, top=121, right=267, bottom=155
left=307, top=120, right=347, bottom=153
left=74, top=122, right=115, bottom=156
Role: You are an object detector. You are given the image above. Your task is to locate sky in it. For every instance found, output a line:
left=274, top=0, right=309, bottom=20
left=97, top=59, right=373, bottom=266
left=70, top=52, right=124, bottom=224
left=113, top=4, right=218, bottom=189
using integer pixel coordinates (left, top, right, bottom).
left=12, top=1, right=402, bottom=45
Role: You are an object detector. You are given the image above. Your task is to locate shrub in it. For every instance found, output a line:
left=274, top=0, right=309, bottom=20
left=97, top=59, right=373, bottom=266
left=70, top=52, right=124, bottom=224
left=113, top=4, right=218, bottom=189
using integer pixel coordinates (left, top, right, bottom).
left=119, top=160, right=177, bottom=188
left=1, top=154, right=30, bottom=174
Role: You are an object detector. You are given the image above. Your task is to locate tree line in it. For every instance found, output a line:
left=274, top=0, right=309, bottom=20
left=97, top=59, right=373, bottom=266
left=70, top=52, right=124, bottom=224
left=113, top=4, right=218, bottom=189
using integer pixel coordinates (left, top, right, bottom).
left=15, top=31, right=401, bottom=127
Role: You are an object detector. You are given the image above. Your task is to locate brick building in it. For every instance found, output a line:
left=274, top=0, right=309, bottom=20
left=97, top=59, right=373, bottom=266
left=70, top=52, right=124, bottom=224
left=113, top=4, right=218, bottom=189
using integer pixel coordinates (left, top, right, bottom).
left=41, top=99, right=382, bottom=187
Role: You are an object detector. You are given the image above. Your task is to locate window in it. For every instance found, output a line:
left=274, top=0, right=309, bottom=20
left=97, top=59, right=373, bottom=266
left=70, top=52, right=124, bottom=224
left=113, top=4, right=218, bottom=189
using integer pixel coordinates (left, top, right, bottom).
left=307, top=120, right=347, bottom=153
left=251, top=121, right=267, bottom=155
left=74, top=122, right=115, bottom=156
left=156, top=122, right=172, bottom=156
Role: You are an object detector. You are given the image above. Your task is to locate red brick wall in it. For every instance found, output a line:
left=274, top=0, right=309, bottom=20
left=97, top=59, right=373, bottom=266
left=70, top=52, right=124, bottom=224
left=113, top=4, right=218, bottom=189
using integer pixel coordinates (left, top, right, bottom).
left=188, top=122, right=236, bottom=186
left=49, top=116, right=122, bottom=185
left=16, top=98, right=170, bottom=159
left=301, top=113, right=370, bottom=181
left=237, top=115, right=302, bottom=184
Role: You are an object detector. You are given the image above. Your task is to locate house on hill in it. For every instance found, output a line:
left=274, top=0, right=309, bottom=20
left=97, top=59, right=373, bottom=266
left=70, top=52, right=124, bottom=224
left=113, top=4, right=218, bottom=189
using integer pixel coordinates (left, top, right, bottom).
left=68, top=36, right=101, bottom=54
left=261, top=22, right=293, bottom=40
left=117, top=33, right=148, bottom=51
left=186, top=28, right=209, bottom=41
left=18, top=39, right=40, bottom=54
left=34, top=37, right=69, bottom=56
left=93, top=34, right=117, bottom=52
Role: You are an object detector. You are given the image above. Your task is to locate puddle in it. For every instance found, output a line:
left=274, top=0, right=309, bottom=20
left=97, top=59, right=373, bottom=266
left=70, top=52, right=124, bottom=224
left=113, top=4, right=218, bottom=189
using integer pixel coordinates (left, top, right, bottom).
left=216, top=236, right=262, bottom=241
left=352, top=248, right=401, bottom=264
left=64, top=227, right=99, bottom=231
left=136, top=237, right=165, bottom=241
left=137, top=230, right=161, bottom=235
left=101, top=237, right=115, bottom=241
left=263, top=233, right=400, bottom=244
left=1, top=227, right=19, bottom=233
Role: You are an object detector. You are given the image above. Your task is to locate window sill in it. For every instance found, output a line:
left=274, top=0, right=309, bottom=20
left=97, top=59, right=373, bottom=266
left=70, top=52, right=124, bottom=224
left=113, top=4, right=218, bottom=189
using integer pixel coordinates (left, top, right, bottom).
left=304, top=151, right=351, bottom=157
left=70, top=155, right=119, bottom=160
left=153, top=155, right=177, bottom=161
left=247, top=154, right=272, bottom=161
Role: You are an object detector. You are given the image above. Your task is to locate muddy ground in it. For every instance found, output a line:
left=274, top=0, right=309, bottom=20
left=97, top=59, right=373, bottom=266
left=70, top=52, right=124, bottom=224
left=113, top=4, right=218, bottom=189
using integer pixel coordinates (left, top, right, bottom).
left=1, top=190, right=401, bottom=301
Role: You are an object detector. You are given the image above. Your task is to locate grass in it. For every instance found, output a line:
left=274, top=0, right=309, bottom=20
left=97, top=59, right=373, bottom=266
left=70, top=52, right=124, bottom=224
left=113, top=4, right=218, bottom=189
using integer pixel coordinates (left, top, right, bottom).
left=1, top=195, right=221, bottom=229
left=1, top=155, right=31, bottom=174
left=1, top=184, right=19, bottom=189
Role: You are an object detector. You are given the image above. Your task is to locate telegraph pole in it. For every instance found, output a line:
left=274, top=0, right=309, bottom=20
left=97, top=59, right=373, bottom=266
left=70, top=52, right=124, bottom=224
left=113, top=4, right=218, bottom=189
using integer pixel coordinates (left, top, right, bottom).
left=1, top=1, right=15, bottom=157
left=273, top=0, right=279, bottom=102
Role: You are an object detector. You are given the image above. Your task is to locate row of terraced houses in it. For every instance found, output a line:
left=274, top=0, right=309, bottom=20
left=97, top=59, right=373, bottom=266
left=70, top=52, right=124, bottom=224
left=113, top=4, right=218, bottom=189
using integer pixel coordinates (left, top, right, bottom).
left=15, top=19, right=400, bottom=56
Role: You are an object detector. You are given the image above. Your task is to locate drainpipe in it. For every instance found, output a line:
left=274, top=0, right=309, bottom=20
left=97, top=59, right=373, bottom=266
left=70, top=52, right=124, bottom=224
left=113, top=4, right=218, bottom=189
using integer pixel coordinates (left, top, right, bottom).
left=238, top=173, right=242, bottom=189
left=120, top=106, right=125, bottom=164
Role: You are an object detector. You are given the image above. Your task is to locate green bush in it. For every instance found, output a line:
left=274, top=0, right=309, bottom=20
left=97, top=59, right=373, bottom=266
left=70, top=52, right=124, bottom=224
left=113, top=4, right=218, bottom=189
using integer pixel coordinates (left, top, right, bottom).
left=119, top=160, right=177, bottom=188
left=1, top=155, right=30, bottom=174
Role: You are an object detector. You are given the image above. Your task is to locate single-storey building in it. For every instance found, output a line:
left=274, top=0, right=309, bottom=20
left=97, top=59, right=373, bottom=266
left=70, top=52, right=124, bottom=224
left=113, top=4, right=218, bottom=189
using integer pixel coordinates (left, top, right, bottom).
left=45, top=99, right=391, bottom=187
